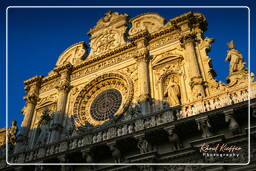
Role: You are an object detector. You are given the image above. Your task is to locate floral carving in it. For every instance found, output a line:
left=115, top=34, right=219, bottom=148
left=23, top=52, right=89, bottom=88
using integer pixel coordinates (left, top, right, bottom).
left=87, top=11, right=128, bottom=58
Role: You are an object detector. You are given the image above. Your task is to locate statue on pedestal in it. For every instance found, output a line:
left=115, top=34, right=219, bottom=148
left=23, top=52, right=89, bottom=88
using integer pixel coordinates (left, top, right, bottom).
left=225, top=40, right=245, bottom=74
left=164, top=75, right=181, bottom=106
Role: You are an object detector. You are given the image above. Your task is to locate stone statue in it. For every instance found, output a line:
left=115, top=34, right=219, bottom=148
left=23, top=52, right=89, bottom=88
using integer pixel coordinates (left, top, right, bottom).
left=167, top=128, right=183, bottom=151
left=225, top=114, right=240, bottom=135
left=196, top=117, right=213, bottom=138
left=225, top=40, right=245, bottom=74
left=8, top=120, right=18, bottom=146
left=164, top=75, right=181, bottom=106
left=109, top=144, right=122, bottom=163
left=137, top=137, right=152, bottom=153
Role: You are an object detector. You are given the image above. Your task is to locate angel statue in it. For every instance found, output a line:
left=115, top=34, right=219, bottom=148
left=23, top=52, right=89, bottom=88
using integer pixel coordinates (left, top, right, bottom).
left=225, top=40, right=245, bottom=74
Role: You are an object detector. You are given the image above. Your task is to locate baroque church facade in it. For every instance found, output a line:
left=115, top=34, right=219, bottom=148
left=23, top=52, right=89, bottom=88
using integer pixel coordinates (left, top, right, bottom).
left=1, top=11, right=256, bottom=171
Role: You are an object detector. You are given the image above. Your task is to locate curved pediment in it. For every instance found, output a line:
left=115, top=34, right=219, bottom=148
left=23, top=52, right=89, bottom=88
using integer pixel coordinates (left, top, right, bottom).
left=56, top=41, right=87, bottom=66
left=129, top=13, right=165, bottom=37
left=152, top=52, right=183, bottom=69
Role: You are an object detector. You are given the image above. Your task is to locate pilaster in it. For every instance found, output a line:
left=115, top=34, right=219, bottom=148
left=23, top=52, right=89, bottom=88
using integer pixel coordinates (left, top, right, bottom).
left=50, top=63, right=72, bottom=143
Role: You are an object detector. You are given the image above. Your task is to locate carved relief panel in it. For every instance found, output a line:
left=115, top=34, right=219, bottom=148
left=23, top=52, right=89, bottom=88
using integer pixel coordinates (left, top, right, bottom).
left=87, top=12, right=128, bottom=58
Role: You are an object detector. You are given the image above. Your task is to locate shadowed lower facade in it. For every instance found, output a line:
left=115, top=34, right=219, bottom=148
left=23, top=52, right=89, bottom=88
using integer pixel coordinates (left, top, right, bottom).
left=1, top=11, right=256, bottom=171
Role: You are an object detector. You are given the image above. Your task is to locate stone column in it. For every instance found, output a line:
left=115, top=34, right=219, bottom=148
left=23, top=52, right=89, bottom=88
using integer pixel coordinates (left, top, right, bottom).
left=15, top=76, right=42, bottom=153
left=180, top=33, right=205, bottom=99
left=134, top=38, right=151, bottom=115
left=50, top=64, right=72, bottom=143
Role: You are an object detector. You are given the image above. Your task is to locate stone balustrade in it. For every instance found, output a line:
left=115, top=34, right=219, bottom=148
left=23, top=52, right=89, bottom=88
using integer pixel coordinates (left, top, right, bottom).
left=7, top=107, right=178, bottom=164
left=179, top=85, right=255, bottom=118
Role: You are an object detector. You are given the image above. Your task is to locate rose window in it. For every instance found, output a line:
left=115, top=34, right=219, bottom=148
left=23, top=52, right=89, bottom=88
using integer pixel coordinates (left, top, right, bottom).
left=90, top=89, right=122, bottom=121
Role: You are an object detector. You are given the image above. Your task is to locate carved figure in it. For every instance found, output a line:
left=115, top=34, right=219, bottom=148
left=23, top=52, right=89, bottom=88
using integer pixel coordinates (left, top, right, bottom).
left=225, top=40, right=245, bottom=74
left=225, top=114, right=240, bottom=135
left=167, top=128, right=183, bottom=151
left=137, top=137, right=152, bottom=153
left=109, top=144, right=122, bottom=163
left=8, top=120, right=18, bottom=146
left=164, top=75, right=181, bottom=106
left=197, top=118, right=213, bottom=138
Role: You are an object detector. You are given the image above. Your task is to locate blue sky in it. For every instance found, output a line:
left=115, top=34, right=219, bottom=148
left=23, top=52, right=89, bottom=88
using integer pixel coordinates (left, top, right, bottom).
left=1, top=1, right=255, bottom=129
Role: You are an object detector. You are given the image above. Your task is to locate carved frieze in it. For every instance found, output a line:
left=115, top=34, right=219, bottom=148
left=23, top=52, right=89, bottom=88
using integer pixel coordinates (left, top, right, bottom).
left=149, top=33, right=180, bottom=50
left=70, top=49, right=138, bottom=81
left=40, top=80, right=60, bottom=94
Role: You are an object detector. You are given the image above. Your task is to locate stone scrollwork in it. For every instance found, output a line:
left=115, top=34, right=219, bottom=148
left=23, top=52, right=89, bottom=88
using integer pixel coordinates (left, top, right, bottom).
left=129, top=13, right=165, bottom=37
left=87, top=11, right=128, bottom=58
left=56, top=41, right=88, bottom=66
left=73, top=72, right=134, bottom=127
left=37, top=94, right=58, bottom=107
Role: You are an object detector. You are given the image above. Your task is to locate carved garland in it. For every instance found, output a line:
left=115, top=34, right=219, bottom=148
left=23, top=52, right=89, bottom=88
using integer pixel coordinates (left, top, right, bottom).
left=73, top=72, right=134, bottom=127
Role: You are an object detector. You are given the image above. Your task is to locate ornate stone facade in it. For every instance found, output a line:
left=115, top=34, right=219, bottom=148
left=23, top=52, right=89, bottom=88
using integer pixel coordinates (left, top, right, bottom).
left=1, top=11, right=256, bottom=171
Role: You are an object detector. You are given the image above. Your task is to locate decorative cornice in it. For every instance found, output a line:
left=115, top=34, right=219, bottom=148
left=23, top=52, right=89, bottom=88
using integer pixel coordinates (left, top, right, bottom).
left=53, top=63, right=73, bottom=73
left=170, top=11, right=194, bottom=25
left=24, top=75, right=43, bottom=86
left=128, top=30, right=151, bottom=42
left=41, top=73, right=59, bottom=84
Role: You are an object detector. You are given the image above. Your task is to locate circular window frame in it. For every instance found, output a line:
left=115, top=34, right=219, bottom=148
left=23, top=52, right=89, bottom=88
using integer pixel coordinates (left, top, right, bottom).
left=73, top=72, right=133, bottom=127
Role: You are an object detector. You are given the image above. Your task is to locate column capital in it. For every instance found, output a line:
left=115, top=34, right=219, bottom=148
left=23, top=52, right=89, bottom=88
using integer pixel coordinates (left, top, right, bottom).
left=23, top=95, right=39, bottom=105
left=133, top=47, right=150, bottom=62
left=55, top=79, right=72, bottom=92
left=179, top=33, right=198, bottom=46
